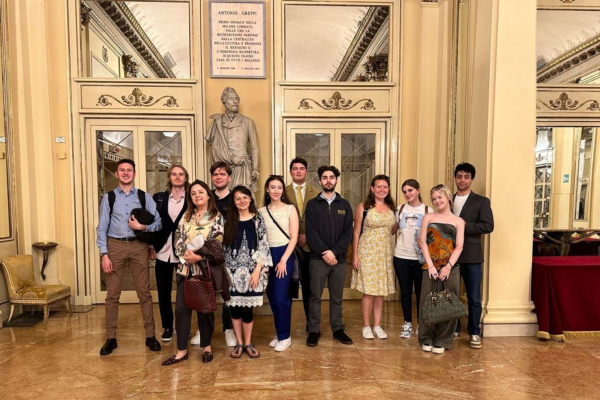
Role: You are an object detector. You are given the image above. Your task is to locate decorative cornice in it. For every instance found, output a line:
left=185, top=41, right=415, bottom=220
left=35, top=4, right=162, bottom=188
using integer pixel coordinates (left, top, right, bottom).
left=96, top=1, right=176, bottom=78
left=331, top=7, right=389, bottom=82
left=96, top=88, right=179, bottom=107
left=537, top=92, right=600, bottom=111
left=122, top=55, right=139, bottom=78
left=537, top=32, right=600, bottom=83
left=80, top=2, right=92, bottom=26
left=298, top=91, right=375, bottom=111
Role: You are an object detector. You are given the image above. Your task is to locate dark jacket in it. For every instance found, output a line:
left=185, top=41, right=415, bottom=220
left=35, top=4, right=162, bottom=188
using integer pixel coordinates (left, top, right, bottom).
left=152, top=190, right=188, bottom=254
left=196, top=239, right=230, bottom=301
left=453, top=191, right=494, bottom=264
left=305, top=192, right=354, bottom=262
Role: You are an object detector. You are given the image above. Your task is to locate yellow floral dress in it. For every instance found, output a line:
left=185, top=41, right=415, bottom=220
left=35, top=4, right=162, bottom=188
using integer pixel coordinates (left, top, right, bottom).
left=351, top=208, right=396, bottom=296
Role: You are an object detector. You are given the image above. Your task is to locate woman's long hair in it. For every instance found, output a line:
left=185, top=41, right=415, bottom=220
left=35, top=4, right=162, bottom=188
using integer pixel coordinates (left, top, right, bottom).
left=223, top=185, right=257, bottom=247
left=263, top=175, right=293, bottom=207
left=401, top=179, right=423, bottom=203
left=184, top=180, right=219, bottom=222
left=363, top=174, right=396, bottom=210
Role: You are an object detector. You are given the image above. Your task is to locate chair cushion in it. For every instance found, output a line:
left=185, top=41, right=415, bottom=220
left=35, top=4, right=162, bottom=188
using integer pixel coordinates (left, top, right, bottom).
left=0, top=255, right=36, bottom=299
left=17, top=285, right=70, bottom=300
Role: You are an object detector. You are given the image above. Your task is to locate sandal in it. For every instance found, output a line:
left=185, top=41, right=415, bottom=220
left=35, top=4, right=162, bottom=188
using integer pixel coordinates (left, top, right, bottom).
left=202, top=351, right=214, bottom=363
left=244, top=343, right=260, bottom=358
left=161, top=353, right=188, bottom=366
left=230, top=344, right=244, bottom=359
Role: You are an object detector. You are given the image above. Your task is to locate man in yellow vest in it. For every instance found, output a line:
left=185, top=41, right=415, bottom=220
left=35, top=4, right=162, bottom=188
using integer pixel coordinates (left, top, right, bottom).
left=285, top=157, right=319, bottom=330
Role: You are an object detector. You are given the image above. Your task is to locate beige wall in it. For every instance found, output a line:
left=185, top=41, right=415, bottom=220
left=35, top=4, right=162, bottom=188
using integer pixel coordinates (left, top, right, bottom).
left=551, top=128, right=575, bottom=228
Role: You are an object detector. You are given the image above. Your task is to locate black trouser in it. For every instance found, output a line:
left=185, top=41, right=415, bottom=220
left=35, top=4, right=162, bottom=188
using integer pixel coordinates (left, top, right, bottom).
left=230, top=305, right=253, bottom=323
left=222, top=303, right=233, bottom=331
left=175, top=275, right=214, bottom=350
left=154, top=259, right=176, bottom=329
left=298, top=249, right=312, bottom=325
left=393, top=257, right=423, bottom=323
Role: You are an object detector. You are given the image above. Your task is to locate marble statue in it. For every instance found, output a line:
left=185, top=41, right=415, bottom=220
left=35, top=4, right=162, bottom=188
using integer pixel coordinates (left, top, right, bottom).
left=206, top=87, right=259, bottom=192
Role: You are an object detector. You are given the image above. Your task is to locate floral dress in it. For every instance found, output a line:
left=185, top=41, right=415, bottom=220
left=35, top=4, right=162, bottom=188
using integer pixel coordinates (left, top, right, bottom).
left=224, top=215, right=272, bottom=308
left=351, top=208, right=396, bottom=296
left=174, top=211, right=224, bottom=277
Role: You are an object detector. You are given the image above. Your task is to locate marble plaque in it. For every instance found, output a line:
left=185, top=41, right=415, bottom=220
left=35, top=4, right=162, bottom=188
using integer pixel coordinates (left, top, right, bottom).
left=209, top=1, right=266, bottom=78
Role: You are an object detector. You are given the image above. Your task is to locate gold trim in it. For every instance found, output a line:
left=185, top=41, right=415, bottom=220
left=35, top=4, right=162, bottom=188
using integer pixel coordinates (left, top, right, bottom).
left=563, top=330, right=600, bottom=338
left=536, top=92, right=600, bottom=111
left=96, top=88, right=179, bottom=108
left=537, top=330, right=566, bottom=342
left=297, top=91, right=375, bottom=111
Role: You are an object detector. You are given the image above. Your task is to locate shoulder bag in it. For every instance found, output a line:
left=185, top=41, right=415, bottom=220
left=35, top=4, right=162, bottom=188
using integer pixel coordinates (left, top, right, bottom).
left=265, top=206, right=300, bottom=299
left=420, top=278, right=466, bottom=325
left=184, top=259, right=217, bottom=314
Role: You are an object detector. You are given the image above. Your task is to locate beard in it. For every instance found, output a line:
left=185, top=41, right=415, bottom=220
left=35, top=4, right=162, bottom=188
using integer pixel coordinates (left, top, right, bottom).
left=321, top=183, right=336, bottom=193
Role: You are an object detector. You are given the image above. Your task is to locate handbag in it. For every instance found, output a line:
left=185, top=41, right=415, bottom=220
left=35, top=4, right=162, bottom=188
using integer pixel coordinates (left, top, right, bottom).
left=265, top=206, right=300, bottom=299
left=420, top=277, right=466, bottom=325
left=183, top=260, right=217, bottom=314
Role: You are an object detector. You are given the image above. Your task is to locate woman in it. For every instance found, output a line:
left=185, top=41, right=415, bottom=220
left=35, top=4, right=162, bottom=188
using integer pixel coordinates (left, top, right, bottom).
left=351, top=175, right=396, bottom=340
left=162, top=180, right=225, bottom=366
left=418, top=184, right=465, bottom=354
left=223, top=185, right=272, bottom=358
left=393, top=179, right=433, bottom=339
left=259, top=175, right=299, bottom=352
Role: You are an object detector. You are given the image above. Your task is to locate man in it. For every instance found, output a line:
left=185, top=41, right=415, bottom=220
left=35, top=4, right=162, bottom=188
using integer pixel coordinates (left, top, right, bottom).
left=206, top=87, right=259, bottom=192
left=149, top=165, right=189, bottom=342
left=305, top=165, right=354, bottom=347
left=201, top=161, right=237, bottom=348
left=96, top=158, right=163, bottom=356
left=285, top=157, right=319, bottom=330
left=452, top=162, right=494, bottom=349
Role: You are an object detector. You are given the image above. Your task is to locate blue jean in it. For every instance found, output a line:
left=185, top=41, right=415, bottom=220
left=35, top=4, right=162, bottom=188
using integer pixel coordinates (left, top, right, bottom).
left=455, top=262, right=482, bottom=335
left=266, top=245, right=295, bottom=340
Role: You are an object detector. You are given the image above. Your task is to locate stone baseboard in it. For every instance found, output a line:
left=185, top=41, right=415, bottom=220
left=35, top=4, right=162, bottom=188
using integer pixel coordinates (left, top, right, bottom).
left=483, top=323, right=538, bottom=337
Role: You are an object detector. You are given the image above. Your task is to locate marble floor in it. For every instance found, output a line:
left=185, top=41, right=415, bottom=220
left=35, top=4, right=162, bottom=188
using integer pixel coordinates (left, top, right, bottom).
left=1, top=301, right=600, bottom=400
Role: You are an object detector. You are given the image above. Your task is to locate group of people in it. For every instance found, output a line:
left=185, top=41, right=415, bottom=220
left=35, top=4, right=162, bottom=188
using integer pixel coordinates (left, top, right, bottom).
left=95, top=156, right=493, bottom=363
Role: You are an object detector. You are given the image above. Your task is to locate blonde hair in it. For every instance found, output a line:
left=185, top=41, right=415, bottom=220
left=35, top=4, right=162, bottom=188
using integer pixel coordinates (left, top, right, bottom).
left=430, top=184, right=453, bottom=208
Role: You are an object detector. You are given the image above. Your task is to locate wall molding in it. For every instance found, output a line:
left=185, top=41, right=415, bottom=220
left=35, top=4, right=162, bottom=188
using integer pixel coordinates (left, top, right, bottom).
left=537, top=85, right=600, bottom=118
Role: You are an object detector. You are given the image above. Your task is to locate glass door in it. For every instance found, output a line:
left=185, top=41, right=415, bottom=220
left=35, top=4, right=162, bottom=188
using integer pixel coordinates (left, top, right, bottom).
left=86, top=119, right=192, bottom=304
left=287, top=122, right=385, bottom=299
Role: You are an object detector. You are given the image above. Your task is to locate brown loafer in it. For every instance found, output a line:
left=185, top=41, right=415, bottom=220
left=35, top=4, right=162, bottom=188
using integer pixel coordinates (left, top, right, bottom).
left=202, top=351, right=214, bottom=363
left=161, top=353, right=188, bottom=366
left=230, top=344, right=243, bottom=359
left=244, top=344, right=260, bottom=358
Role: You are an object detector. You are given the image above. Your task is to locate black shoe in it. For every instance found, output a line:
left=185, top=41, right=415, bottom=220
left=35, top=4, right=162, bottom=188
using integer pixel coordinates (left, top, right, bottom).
left=306, top=332, right=320, bottom=347
left=146, top=336, right=162, bottom=351
left=333, top=329, right=353, bottom=345
left=100, top=339, right=118, bottom=356
left=161, top=328, right=173, bottom=342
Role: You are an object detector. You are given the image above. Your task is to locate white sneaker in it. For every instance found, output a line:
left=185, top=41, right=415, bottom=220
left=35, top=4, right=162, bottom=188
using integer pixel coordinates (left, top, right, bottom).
left=269, top=336, right=279, bottom=348
left=432, top=346, right=445, bottom=354
left=224, top=329, right=237, bottom=347
left=362, top=326, right=375, bottom=340
left=422, top=344, right=432, bottom=352
left=190, top=330, right=201, bottom=345
left=399, top=321, right=413, bottom=339
left=373, top=326, right=388, bottom=339
left=274, top=337, right=292, bottom=352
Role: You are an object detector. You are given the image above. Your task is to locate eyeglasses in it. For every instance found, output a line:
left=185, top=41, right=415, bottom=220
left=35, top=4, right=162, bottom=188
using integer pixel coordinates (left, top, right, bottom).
left=433, top=184, right=447, bottom=190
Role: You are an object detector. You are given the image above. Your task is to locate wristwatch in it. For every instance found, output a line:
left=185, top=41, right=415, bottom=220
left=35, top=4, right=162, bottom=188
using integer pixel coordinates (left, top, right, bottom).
left=100, top=253, right=107, bottom=258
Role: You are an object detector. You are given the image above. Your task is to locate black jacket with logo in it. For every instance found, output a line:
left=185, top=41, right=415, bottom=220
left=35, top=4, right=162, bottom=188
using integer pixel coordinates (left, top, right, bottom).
left=305, top=192, right=354, bottom=262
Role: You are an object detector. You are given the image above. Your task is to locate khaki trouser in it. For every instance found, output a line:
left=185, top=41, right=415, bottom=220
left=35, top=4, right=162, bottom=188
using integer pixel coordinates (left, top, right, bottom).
left=105, top=238, right=155, bottom=339
left=417, top=267, right=461, bottom=349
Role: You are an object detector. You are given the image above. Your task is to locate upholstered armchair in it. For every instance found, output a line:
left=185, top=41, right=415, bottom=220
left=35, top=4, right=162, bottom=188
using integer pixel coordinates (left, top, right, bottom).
left=0, top=254, right=72, bottom=325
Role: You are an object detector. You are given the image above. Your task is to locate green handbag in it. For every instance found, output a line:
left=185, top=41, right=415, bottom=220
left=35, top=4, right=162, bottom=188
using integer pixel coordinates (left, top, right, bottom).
left=420, top=278, right=467, bottom=325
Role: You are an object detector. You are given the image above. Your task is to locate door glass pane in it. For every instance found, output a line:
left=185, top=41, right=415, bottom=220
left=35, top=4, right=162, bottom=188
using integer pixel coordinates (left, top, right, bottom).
left=295, top=133, right=330, bottom=190
left=96, top=130, right=135, bottom=291
left=145, top=130, right=182, bottom=194
left=340, top=134, right=376, bottom=210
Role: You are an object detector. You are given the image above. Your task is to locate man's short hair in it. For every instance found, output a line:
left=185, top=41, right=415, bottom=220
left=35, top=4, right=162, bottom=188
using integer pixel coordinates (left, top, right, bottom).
left=210, top=161, right=232, bottom=176
left=289, top=157, right=308, bottom=170
left=317, top=165, right=340, bottom=179
left=220, top=87, right=239, bottom=104
left=117, top=158, right=135, bottom=172
left=454, top=162, right=476, bottom=179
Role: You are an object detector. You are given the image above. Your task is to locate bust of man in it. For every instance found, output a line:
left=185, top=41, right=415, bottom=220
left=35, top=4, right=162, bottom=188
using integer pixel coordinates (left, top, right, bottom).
left=206, top=87, right=259, bottom=192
